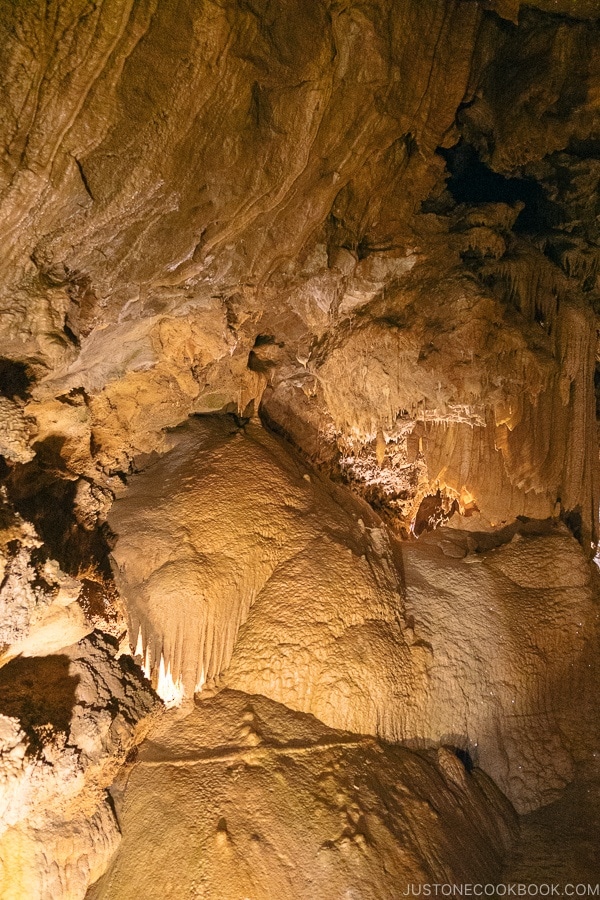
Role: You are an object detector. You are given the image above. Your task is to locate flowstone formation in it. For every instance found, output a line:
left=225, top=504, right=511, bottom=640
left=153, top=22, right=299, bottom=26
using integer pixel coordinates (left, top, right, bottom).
left=87, top=690, right=518, bottom=900
left=109, top=416, right=599, bottom=814
left=0, top=0, right=599, bottom=897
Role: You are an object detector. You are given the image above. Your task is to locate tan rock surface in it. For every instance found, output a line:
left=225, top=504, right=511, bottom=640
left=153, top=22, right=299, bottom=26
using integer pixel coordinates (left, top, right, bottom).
left=0, top=634, right=158, bottom=900
left=503, top=770, right=600, bottom=885
left=400, top=522, right=600, bottom=812
left=0, top=0, right=596, bottom=539
left=88, top=690, right=518, bottom=900
left=0, top=0, right=599, bottom=894
left=0, top=495, right=91, bottom=664
left=108, top=415, right=415, bottom=706
left=109, top=417, right=600, bottom=812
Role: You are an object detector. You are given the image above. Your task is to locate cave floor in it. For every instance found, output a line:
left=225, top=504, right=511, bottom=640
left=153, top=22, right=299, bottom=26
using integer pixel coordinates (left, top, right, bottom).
left=502, top=766, right=600, bottom=885
left=86, top=693, right=600, bottom=899
left=86, top=689, right=516, bottom=899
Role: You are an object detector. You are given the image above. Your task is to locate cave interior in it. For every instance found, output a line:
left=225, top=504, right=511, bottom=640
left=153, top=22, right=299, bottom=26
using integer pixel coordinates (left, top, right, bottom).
left=0, top=0, right=600, bottom=897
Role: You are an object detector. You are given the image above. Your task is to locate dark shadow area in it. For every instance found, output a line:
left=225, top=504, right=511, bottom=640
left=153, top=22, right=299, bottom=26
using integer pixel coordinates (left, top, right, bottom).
left=562, top=506, right=583, bottom=544
left=0, top=358, right=33, bottom=400
left=4, top=435, right=115, bottom=577
left=248, top=333, right=283, bottom=375
left=0, top=655, right=79, bottom=752
left=567, top=137, right=600, bottom=160
left=413, top=491, right=460, bottom=537
left=439, top=142, right=556, bottom=233
left=452, top=746, right=475, bottom=773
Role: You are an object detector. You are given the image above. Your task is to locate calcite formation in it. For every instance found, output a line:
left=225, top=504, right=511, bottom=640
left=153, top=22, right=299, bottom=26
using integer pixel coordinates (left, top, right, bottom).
left=0, top=0, right=599, bottom=896
left=109, top=417, right=599, bottom=813
left=87, top=690, right=518, bottom=900
left=0, top=634, right=157, bottom=899
left=0, top=494, right=90, bottom=663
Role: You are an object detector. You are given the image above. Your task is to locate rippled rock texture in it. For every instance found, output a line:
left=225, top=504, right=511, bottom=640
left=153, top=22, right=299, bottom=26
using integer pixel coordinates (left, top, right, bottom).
left=0, top=0, right=596, bottom=537
left=87, top=690, right=518, bottom=900
left=0, top=0, right=599, bottom=896
left=109, top=417, right=599, bottom=814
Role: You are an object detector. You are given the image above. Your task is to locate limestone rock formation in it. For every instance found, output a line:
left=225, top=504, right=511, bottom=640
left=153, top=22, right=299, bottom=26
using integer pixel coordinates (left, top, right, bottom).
left=0, top=0, right=596, bottom=542
left=108, top=416, right=415, bottom=708
left=88, top=690, right=518, bottom=900
left=0, top=0, right=599, bottom=895
left=109, top=417, right=599, bottom=814
left=0, top=634, right=158, bottom=900
left=0, top=494, right=90, bottom=664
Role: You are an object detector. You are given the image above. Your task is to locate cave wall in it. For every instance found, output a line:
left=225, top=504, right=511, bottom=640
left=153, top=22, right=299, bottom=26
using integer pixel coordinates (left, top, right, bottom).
left=0, top=0, right=599, bottom=897
left=0, top=0, right=597, bottom=539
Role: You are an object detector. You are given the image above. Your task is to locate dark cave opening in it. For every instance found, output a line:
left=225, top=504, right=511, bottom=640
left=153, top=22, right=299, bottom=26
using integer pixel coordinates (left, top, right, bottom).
left=0, top=358, right=33, bottom=400
left=3, top=436, right=115, bottom=579
left=439, top=142, right=556, bottom=233
left=412, top=491, right=460, bottom=537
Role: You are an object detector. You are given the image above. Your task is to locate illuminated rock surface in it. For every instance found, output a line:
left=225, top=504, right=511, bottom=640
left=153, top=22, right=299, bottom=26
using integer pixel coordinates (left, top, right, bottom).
left=109, top=417, right=600, bottom=814
left=0, top=634, right=157, bottom=900
left=87, top=690, right=517, bottom=900
left=0, top=0, right=599, bottom=896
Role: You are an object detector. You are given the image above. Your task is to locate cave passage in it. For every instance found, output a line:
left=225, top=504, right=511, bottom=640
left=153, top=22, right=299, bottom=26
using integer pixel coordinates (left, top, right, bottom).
left=1, top=0, right=600, bottom=897
left=440, top=142, right=556, bottom=232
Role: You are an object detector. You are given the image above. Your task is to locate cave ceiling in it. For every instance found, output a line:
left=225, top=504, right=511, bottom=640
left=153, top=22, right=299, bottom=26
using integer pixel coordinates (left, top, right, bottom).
left=0, top=0, right=600, bottom=897
left=0, top=0, right=598, bottom=542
